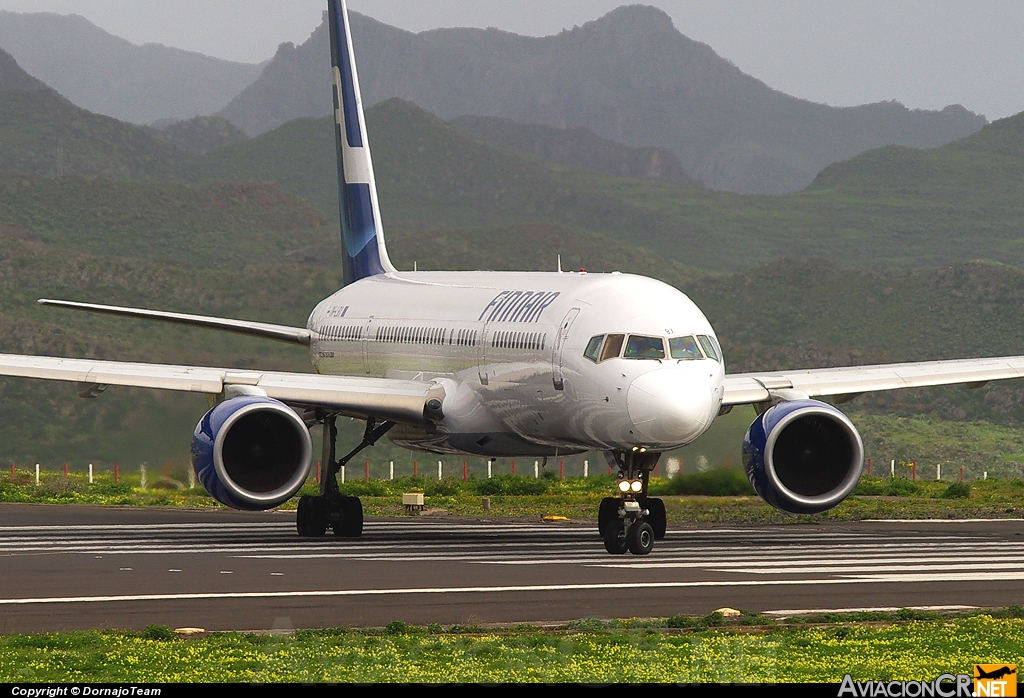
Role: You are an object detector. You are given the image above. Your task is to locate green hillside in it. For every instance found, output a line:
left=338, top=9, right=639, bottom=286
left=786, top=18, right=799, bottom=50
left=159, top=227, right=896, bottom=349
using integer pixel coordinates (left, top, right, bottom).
left=4, top=215, right=1024, bottom=469
left=195, top=100, right=1024, bottom=273
left=448, top=115, right=698, bottom=186
left=0, top=173, right=329, bottom=269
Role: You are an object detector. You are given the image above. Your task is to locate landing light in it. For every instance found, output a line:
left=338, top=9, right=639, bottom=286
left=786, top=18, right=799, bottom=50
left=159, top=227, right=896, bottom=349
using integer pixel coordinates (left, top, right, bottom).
left=630, top=480, right=643, bottom=493
left=617, top=480, right=631, bottom=493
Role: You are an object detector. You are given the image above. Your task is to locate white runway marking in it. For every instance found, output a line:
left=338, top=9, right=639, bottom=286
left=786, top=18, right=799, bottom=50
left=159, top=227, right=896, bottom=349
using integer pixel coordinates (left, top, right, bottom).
left=1, top=571, right=1022, bottom=607
left=0, top=519, right=1016, bottom=609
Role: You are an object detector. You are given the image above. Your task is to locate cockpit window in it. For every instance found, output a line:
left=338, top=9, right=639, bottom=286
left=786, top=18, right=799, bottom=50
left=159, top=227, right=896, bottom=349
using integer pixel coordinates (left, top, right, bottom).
left=584, top=335, right=603, bottom=362
left=600, top=334, right=625, bottom=361
left=697, top=335, right=720, bottom=362
left=669, top=336, right=703, bottom=360
left=623, top=335, right=666, bottom=360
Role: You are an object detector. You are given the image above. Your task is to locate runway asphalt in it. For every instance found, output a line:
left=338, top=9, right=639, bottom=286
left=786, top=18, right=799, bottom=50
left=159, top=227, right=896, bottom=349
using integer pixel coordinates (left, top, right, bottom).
left=0, top=503, right=1021, bottom=634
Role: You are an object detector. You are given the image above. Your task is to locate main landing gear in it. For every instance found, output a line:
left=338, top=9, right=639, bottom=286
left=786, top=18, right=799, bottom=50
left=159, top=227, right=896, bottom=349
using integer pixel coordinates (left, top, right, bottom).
left=598, top=449, right=666, bottom=556
left=295, top=414, right=394, bottom=538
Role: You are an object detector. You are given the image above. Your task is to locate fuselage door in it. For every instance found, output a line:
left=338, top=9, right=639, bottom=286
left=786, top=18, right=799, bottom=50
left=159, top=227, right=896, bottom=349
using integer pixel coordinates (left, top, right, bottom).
left=363, top=315, right=373, bottom=374
left=478, top=322, right=489, bottom=385
left=553, top=307, right=580, bottom=390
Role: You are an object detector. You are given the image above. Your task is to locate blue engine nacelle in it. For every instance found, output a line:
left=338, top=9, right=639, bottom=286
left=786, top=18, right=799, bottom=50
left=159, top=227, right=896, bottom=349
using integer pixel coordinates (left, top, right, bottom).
left=743, top=399, right=864, bottom=514
left=191, top=396, right=313, bottom=511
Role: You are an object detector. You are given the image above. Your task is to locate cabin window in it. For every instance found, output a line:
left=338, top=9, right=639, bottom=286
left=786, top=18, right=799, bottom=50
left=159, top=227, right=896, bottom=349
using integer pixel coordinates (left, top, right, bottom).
left=697, top=335, right=720, bottom=362
left=623, top=335, right=666, bottom=360
left=584, top=335, right=603, bottom=362
left=669, top=336, right=703, bottom=360
left=600, top=334, right=625, bottom=361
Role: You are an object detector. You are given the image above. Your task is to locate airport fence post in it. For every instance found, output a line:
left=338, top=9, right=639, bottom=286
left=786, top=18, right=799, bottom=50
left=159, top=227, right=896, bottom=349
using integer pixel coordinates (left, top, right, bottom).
left=390, top=461, right=394, bottom=480
left=413, top=461, right=418, bottom=477
left=63, top=463, right=68, bottom=479
left=584, top=460, right=588, bottom=477
left=88, top=463, right=93, bottom=484
left=9, top=463, right=14, bottom=480
left=316, top=460, right=321, bottom=484
left=35, top=463, right=39, bottom=485
left=437, top=461, right=442, bottom=480
left=140, top=464, right=147, bottom=489
left=511, top=460, right=516, bottom=476
left=984, top=471, right=987, bottom=480
left=534, top=461, right=539, bottom=478
left=959, top=467, right=964, bottom=482
left=890, top=460, right=895, bottom=477
left=559, top=461, right=564, bottom=479
left=463, top=461, right=468, bottom=482
left=487, top=460, right=491, bottom=479
left=114, top=464, right=119, bottom=484
left=911, top=461, right=916, bottom=481
left=365, top=460, right=369, bottom=482
left=866, top=458, right=872, bottom=475
left=937, top=463, right=941, bottom=480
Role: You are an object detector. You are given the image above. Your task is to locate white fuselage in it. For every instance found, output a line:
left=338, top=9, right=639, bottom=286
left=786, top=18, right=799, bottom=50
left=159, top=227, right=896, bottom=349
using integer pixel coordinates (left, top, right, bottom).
left=307, top=271, right=725, bottom=456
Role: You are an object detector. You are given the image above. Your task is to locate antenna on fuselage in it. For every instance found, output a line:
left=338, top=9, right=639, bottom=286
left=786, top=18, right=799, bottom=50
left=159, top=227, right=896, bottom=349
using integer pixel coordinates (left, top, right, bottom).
left=557, top=254, right=562, bottom=274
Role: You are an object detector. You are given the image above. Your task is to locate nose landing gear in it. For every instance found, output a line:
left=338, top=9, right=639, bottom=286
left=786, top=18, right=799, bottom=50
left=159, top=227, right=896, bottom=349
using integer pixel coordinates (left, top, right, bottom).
left=598, top=449, right=665, bottom=555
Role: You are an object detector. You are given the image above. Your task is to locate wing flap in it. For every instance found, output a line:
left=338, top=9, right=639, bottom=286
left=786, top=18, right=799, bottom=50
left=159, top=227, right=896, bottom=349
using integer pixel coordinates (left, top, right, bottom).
left=722, top=356, right=1024, bottom=406
left=0, top=354, right=440, bottom=425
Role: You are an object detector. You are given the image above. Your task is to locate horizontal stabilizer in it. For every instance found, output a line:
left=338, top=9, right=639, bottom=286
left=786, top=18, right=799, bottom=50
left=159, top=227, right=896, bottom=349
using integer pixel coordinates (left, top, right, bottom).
left=38, top=299, right=311, bottom=346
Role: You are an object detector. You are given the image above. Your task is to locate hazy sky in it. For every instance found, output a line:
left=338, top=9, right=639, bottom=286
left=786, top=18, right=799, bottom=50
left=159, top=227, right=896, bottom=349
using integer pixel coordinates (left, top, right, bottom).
left=0, top=0, right=1021, bottom=120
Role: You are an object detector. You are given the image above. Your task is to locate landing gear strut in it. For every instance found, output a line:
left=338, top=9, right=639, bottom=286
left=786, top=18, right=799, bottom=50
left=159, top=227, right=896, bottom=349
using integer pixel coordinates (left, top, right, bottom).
left=598, top=449, right=665, bottom=555
left=295, top=414, right=394, bottom=538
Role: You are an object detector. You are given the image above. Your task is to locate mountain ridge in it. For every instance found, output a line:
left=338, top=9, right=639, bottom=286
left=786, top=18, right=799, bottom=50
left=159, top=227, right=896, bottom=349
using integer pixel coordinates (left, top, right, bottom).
left=218, top=5, right=985, bottom=195
left=0, top=10, right=264, bottom=124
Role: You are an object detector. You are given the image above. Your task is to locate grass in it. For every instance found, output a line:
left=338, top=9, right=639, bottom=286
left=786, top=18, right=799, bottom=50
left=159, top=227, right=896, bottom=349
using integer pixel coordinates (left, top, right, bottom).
left=2, top=611, right=1022, bottom=682
left=3, top=471, right=1022, bottom=523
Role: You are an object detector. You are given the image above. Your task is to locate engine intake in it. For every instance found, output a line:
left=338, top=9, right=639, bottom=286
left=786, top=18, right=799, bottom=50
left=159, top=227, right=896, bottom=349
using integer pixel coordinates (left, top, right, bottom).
left=743, top=399, right=863, bottom=514
left=191, top=396, right=313, bottom=510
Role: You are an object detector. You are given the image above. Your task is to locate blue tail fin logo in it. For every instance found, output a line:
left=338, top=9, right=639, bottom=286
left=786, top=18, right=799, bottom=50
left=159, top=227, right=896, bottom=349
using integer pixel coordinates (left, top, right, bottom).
left=328, top=0, right=395, bottom=285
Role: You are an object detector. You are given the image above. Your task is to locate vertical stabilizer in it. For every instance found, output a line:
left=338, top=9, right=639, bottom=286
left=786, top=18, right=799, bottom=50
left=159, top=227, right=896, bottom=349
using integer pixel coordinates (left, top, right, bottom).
left=328, top=0, right=395, bottom=285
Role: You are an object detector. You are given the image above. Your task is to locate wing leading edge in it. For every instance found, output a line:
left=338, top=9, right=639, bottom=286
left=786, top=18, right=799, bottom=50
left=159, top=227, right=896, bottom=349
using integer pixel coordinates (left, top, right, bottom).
left=0, top=353, right=444, bottom=425
left=722, top=356, right=1024, bottom=406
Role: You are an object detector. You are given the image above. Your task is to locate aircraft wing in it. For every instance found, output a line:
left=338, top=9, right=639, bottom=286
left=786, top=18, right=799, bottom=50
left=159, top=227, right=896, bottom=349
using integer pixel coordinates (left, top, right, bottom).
left=37, top=299, right=312, bottom=346
left=721, top=356, right=1024, bottom=406
left=0, top=354, right=443, bottom=425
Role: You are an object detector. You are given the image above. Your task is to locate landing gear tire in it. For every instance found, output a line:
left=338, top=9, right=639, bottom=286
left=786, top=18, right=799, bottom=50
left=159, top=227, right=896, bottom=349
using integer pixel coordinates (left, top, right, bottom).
left=297, top=495, right=328, bottom=537
left=333, top=496, right=363, bottom=537
left=598, top=497, right=618, bottom=538
left=645, top=497, right=667, bottom=540
left=627, top=521, right=654, bottom=556
left=603, top=519, right=629, bottom=555
left=296, top=495, right=313, bottom=537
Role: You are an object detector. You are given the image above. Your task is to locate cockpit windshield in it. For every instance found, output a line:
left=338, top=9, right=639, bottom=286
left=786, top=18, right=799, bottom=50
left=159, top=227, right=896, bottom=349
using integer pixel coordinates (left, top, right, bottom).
left=623, top=335, right=665, bottom=360
left=668, top=336, right=703, bottom=360
left=696, top=335, right=720, bottom=362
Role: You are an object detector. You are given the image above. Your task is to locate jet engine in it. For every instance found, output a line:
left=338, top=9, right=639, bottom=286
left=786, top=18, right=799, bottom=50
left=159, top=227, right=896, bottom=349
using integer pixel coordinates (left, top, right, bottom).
left=743, top=399, right=863, bottom=514
left=191, top=395, right=313, bottom=510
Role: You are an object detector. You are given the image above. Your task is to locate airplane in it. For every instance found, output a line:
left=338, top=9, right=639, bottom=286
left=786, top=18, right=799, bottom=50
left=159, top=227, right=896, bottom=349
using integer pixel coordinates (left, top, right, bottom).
left=4, top=0, right=1024, bottom=555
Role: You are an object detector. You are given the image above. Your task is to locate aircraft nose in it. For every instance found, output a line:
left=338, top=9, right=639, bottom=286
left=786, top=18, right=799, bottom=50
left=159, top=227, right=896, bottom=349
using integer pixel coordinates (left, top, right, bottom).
left=627, top=367, right=717, bottom=445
